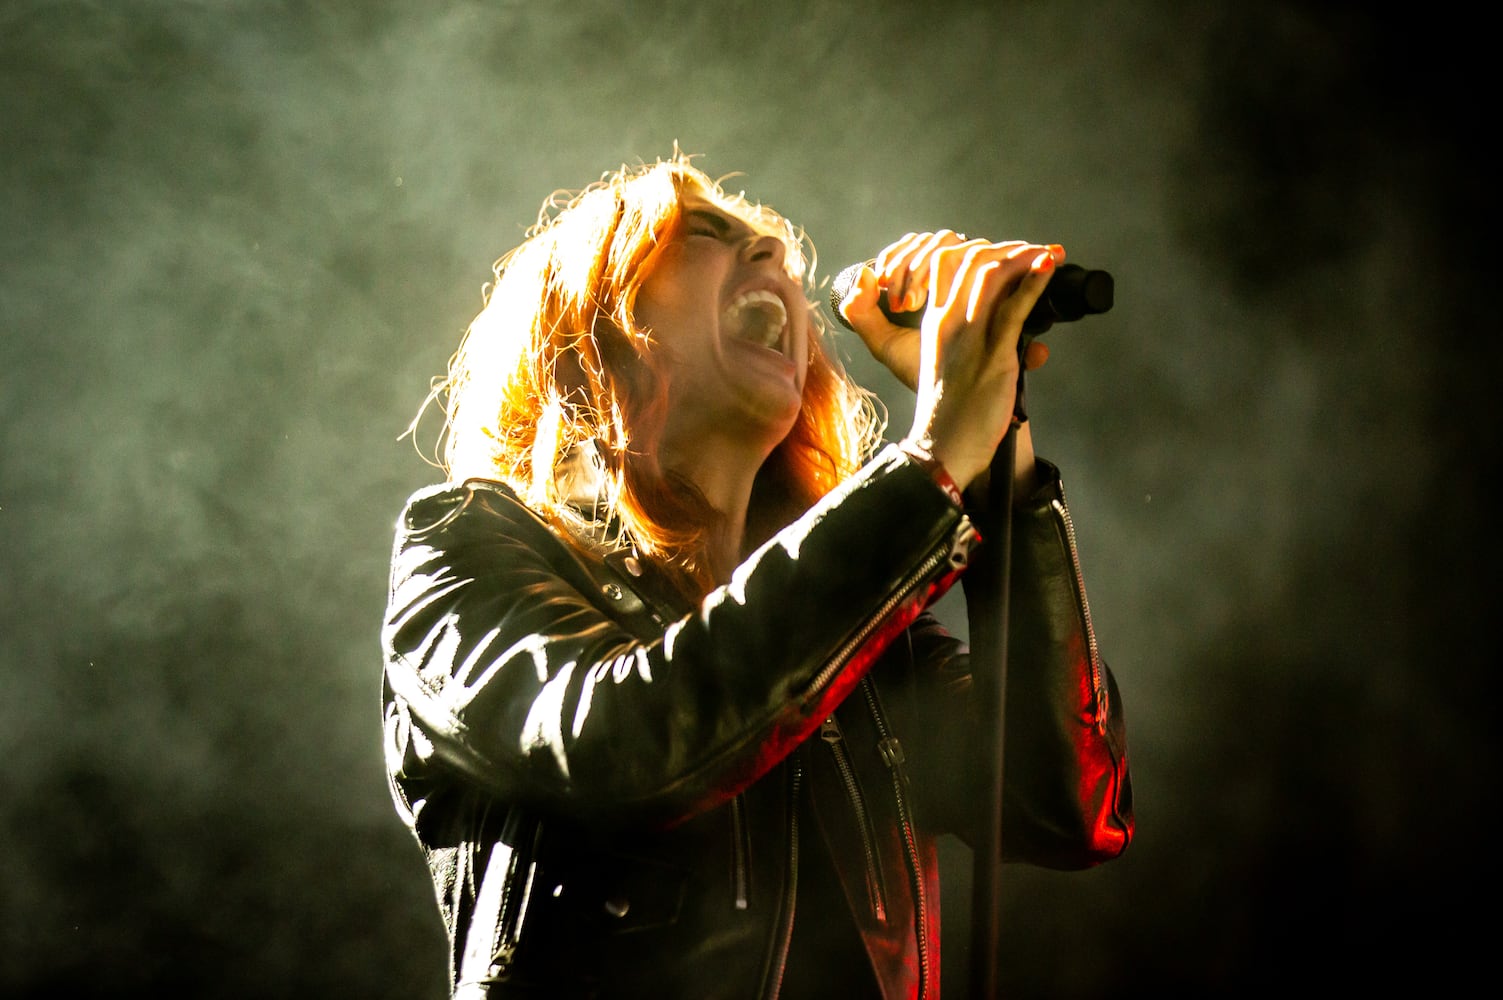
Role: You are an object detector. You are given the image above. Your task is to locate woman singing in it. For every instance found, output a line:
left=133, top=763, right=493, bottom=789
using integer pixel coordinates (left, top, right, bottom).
left=381, top=152, right=1132, bottom=999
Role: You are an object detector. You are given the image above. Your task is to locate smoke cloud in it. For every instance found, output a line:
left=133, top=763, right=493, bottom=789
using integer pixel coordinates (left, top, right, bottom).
left=1, top=1, right=1489, bottom=994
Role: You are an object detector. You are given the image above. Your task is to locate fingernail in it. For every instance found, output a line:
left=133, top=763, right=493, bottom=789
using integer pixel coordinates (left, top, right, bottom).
left=1048, top=244, right=1065, bottom=262
left=1033, top=251, right=1055, bottom=272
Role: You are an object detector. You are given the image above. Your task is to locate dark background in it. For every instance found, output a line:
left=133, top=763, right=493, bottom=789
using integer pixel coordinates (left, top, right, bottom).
left=2, top=1, right=1492, bottom=995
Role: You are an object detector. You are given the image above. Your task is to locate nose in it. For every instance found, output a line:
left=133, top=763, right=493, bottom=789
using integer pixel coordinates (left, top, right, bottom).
left=741, top=233, right=786, bottom=268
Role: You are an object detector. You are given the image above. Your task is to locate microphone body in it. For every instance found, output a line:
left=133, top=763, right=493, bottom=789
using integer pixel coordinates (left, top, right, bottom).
left=829, top=260, right=1113, bottom=335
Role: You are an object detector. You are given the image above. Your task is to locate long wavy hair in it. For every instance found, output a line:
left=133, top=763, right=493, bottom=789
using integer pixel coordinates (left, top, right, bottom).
left=422, top=152, right=883, bottom=598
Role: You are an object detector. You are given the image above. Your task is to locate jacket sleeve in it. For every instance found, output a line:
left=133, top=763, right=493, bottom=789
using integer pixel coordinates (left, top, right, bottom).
left=382, top=444, right=979, bottom=831
left=898, top=460, right=1133, bottom=868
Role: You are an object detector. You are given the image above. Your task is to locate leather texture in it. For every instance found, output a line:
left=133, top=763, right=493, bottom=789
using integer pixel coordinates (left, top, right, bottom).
left=381, top=444, right=1133, bottom=999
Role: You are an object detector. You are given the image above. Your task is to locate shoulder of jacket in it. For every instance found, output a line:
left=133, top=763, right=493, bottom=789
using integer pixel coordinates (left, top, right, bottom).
left=397, top=478, right=542, bottom=536
left=397, top=479, right=670, bottom=627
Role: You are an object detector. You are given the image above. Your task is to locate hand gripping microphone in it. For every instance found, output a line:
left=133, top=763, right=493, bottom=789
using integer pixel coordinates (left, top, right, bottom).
left=828, top=259, right=1114, bottom=335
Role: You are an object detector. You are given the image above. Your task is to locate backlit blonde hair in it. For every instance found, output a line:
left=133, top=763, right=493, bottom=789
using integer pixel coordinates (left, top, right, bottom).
left=424, top=152, right=882, bottom=597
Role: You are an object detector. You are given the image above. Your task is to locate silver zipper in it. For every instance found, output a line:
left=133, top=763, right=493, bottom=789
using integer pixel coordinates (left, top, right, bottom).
left=730, top=793, right=750, bottom=910
left=805, top=519, right=977, bottom=699
left=820, top=714, right=888, bottom=921
left=1052, top=494, right=1107, bottom=731
left=861, top=677, right=931, bottom=1000
left=766, top=514, right=973, bottom=996
left=762, top=761, right=801, bottom=1000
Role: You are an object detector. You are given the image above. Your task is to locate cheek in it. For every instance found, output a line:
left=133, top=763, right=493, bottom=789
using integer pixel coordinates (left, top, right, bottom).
left=635, top=259, right=703, bottom=331
left=633, top=271, right=671, bottom=325
left=634, top=249, right=685, bottom=314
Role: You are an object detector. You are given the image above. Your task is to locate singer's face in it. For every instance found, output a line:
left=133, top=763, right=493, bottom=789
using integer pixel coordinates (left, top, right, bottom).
left=634, top=194, right=810, bottom=453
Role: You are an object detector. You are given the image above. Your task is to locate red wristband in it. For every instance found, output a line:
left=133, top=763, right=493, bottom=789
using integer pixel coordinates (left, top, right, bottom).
left=898, top=440, right=964, bottom=508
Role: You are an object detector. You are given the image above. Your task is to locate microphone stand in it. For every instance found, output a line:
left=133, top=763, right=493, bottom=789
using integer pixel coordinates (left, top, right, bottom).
left=828, top=263, right=1111, bottom=998
left=967, top=364, right=1026, bottom=1000
left=964, top=269, right=1111, bottom=998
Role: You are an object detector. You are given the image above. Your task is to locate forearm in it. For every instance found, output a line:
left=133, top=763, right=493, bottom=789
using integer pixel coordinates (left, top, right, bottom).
left=971, top=461, right=1133, bottom=866
left=900, top=460, right=1132, bottom=866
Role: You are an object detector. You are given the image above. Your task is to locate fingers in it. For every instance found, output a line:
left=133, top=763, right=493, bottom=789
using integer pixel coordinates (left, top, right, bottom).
left=933, top=240, right=1033, bottom=324
left=928, top=241, right=1060, bottom=350
left=862, top=231, right=1064, bottom=377
left=983, top=246, right=1059, bottom=345
left=836, top=261, right=881, bottom=330
left=839, top=263, right=923, bottom=390
left=873, top=230, right=970, bottom=314
left=1022, top=338, right=1050, bottom=371
left=889, top=236, right=1063, bottom=490
left=871, top=232, right=1064, bottom=331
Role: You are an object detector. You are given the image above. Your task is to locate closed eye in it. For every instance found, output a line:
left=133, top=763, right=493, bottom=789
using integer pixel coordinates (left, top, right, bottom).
left=682, top=208, right=738, bottom=242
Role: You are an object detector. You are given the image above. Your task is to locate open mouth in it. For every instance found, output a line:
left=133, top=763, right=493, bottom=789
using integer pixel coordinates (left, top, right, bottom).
left=722, top=289, right=788, bottom=350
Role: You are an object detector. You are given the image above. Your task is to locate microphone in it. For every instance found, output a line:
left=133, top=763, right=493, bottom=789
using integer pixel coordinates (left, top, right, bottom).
left=829, top=260, right=1114, bottom=335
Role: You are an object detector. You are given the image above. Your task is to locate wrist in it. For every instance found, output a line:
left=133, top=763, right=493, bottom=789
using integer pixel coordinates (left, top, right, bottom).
left=898, top=438, right=964, bottom=508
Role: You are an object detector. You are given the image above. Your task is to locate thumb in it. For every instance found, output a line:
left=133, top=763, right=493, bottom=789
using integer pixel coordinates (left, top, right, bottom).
left=838, top=264, right=884, bottom=338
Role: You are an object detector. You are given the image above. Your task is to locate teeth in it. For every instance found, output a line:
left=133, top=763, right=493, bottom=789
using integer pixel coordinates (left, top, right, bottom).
left=722, top=289, right=787, bottom=349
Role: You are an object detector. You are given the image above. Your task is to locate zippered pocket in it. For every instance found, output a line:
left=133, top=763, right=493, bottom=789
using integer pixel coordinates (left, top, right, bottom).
left=861, top=677, right=932, bottom=1000
left=819, top=714, right=888, bottom=921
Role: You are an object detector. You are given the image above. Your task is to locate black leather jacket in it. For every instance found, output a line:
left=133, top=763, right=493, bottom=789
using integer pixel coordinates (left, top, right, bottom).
left=382, top=444, right=1133, bottom=999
